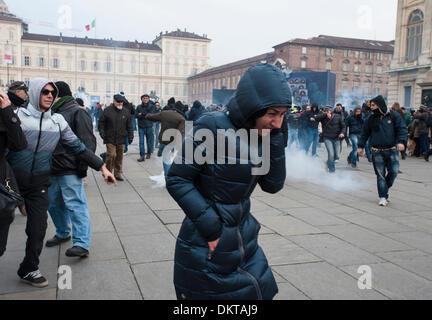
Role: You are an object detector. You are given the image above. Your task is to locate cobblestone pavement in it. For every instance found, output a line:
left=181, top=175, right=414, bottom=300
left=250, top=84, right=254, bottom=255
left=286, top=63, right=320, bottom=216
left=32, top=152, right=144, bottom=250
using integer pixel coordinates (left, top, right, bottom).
left=1, top=138, right=432, bottom=300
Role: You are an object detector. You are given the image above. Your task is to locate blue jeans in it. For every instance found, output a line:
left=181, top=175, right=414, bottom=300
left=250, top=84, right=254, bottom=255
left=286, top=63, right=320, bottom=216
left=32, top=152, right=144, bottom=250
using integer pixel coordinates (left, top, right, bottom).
left=154, top=123, right=160, bottom=148
left=305, top=128, right=319, bottom=156
left=48, top=175, right=91, bottom=250
left=159, top=143, right=172, bottom=177
left=365, top=140, right=372, bottom=162
left=132, top=115, right=137, bottom=131
left=288, top=128, right=300, bottom=149
left=139, top=127, right=155, bottom=157
left=349, top=134, right=360, bottom=164
left=372, top=149, right=399, bottom=199
left=324, top=138, right=340, bottom=173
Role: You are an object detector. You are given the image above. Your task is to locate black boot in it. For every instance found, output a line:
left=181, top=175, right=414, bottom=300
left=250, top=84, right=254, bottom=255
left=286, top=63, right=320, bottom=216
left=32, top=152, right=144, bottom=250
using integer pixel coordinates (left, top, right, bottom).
left=45, top=235, right=71, bottom=248
left=65, top=246, right=89, bottom=258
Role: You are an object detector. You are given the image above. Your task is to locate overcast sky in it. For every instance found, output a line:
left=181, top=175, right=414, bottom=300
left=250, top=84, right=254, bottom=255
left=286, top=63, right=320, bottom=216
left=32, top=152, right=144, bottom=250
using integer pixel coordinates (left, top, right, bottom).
left=7, top=0, right=398, bottom=67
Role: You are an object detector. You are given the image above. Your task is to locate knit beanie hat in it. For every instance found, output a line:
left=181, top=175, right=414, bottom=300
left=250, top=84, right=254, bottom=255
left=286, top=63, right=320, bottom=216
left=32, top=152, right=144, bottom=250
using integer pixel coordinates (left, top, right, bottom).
left=55, top=81, right=72, bottom=98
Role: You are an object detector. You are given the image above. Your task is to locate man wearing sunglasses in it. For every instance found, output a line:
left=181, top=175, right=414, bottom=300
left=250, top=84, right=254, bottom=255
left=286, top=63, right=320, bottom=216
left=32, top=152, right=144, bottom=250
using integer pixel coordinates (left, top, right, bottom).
left=6, top=78, right=117, bottom=288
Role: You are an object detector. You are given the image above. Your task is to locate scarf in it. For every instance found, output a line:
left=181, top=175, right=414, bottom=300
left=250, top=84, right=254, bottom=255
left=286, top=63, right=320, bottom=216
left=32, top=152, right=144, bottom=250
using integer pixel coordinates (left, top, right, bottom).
left=51, top=96, right=73, bottom=112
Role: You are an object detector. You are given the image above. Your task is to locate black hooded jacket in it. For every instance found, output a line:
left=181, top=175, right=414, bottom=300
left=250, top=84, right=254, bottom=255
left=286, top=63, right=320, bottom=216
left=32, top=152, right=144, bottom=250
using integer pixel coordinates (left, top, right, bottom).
left=51, top=98, right=101, bottom=178
left=188, top=101, right=206, bottom=122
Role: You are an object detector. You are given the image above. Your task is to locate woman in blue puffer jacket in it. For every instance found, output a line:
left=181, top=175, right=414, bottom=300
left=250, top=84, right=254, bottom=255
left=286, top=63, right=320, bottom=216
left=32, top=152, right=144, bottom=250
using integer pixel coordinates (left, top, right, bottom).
left=166, top=63, right=291, bottom=300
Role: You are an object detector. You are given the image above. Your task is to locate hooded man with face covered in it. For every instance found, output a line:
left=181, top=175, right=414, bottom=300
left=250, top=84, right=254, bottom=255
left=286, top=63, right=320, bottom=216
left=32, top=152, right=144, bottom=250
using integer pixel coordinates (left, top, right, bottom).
left=358, top=95, right=407, bottom=207
left=166, top=64, right=290, bottom=300
left=6, top=78, right=116, bottom=288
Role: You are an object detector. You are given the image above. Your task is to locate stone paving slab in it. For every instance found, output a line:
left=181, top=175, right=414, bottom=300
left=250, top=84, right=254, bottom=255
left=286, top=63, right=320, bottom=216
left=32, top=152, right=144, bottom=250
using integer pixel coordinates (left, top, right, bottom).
left=132, top=261, right=176, bottom=300
left=341, top=263, right=432, bottom=300
left=287, top=234, right=384, bottom=267
left=273, top=262, right=388, bottom=300
left=120, top=233, right=176, bottom=264
left=319, top=224, right=412, bottom=253
left=258, top=216, right=323, bottom=236
left=57, top=259, right=142, bottom=300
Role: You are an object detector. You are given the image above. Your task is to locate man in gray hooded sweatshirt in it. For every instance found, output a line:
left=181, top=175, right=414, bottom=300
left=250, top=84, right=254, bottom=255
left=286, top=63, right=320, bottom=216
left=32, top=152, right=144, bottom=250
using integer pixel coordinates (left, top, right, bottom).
left=7, top=78, right=116, bottom=288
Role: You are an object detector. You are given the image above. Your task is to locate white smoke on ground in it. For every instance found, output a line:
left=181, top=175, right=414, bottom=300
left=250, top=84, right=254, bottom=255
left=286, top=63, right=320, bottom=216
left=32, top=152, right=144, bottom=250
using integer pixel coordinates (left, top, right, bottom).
left=285, top=148, right=368, bottom=192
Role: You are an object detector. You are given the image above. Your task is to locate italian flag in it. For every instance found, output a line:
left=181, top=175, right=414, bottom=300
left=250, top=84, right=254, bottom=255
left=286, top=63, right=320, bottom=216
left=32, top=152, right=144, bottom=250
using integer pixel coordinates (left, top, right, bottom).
left=85, top=19, right=96, bottom=31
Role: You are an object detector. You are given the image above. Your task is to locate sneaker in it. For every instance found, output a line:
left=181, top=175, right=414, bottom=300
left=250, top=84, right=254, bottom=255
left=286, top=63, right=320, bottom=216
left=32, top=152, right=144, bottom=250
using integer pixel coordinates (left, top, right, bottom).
left=115, top=176, right=124, bottom=182
left=335, top=159, right=339, bottom=163
left=65, top=246, right=89, bottom=258
left=146, top=154, right=151, bottom=159
left=137, top=157, right=145, bottom=162
left=45, top=235, right=71, bottom=248
left=20, top=270, right=49, bottom=288
left=379, top=198, right=389, bottom=207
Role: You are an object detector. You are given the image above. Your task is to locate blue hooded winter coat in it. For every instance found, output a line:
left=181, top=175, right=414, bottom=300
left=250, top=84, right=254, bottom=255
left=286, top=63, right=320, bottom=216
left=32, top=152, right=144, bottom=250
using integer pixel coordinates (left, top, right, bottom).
left=166, top=64, right=291, bottom=300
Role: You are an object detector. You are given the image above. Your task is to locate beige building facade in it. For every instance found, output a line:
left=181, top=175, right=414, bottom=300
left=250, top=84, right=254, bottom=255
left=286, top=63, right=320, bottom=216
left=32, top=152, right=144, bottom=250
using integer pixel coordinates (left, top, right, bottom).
left=189, top=35, right=394, bottom=108
left=388, top=0, right=432, bottom=109
left=0, top=1, right=211, bottom=105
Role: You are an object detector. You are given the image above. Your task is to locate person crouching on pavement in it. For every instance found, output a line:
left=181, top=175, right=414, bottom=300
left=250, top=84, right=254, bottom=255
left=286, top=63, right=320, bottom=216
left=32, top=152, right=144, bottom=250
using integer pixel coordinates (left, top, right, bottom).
left=357, top=95, right=407, bottom=207
left=98, top=95, right=133, bottom=182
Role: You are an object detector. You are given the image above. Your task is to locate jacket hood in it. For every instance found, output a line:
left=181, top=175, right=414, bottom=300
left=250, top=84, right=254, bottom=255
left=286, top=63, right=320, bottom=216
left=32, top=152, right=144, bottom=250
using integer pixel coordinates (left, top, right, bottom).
left=371, top=95, right=387, bottom=114
left=227, top=63, right=292, bottom=129
left=28, top=78, right=58, bottom=112
left=192, top=100, right=203, bottom=109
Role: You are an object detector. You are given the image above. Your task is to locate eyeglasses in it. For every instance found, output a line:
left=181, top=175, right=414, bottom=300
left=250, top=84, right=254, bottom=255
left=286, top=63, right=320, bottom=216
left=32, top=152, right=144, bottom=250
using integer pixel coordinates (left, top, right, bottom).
left=41, top=89, right=55, bottom=96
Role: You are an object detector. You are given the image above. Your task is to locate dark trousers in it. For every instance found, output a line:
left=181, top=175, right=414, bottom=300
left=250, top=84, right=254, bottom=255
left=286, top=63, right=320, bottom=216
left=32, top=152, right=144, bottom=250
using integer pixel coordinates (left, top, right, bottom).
left=0, top=213, right=14, bottom=257
left=17, top=186, right=50, bottom=277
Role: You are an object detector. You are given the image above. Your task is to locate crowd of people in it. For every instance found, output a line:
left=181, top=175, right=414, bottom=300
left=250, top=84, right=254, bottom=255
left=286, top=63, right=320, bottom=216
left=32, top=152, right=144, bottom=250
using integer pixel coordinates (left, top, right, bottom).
left=1, top=65, right=431, bottom=299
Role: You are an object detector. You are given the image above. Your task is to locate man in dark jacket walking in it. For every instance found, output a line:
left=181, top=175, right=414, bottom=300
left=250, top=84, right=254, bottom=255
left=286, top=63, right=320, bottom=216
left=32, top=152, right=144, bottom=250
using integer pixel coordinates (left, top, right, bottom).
left=98, top=95, right=133, bottom=181
left=136, top=94, right=156, bottom=162
left=0, top=93, right=27, bottom=257
left=412, top=106, right=430, bottom=161
left=345, top=107, right=364, bottom=168
left=166, top=64, right=290, bottom=300
left=358, top=95, right=407, bottom=206
left=303, top=103, right=320, bottom=156
left=146, top=100, right=186, bottom=177
left=311, top=107, right=346, bottom=173
left=45, top=82, right=97, bottom=257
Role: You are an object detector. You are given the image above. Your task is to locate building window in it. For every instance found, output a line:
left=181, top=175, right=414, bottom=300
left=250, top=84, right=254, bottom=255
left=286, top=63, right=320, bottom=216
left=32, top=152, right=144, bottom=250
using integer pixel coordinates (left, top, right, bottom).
left=9, top=30, right=14, bottom=41
left=39, top=57, right=45, bottom=67
left=105, top=62, right=112, bottom=72
left=80, top=60, right=86, bottom=71
left=342, top=62, right=350, bottom=72
left=407, top=9, right=424, bottom=61
left=376, top=53, right=383, bottom=61
left=375, top=87, right=381, bottom=95
left=301, top=60, right=307, bottom=69
left=93, top=81, right=98, bottom=91
left=326, top=61, right=332, bottom=70
left=52, top=58, right=59, bottom=69
left=24, top=56, right=31, bottom=66
left=325, top=48, right=334, bottom=56
left=354, top=64, right=361, bottom=73
left=354, top=51, right=360, bottom=59
left=106, top=81, right=111, bottom=92
left=344, top=50, right=350, bottom=58
left=24, top=78, right=30, bottom=87
left=377, top=66, right=383, bottom=74
left=365, top=52, right=372, bottom=60
left=93, top=61, right=99, bottom=71
left=404, top=86, right=412, bottom=108
left=365, top=64, right=373, bottom=74
left=302, top=47, right=307, bottom=54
